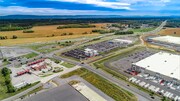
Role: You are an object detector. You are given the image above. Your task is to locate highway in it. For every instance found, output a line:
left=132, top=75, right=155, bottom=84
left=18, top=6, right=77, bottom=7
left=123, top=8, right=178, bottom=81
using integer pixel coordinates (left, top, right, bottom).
left=3, top=21, right=167, bottom=101
left=52, top=55, right=160, bottom=101
left=46, top=21, right=167, bottom=101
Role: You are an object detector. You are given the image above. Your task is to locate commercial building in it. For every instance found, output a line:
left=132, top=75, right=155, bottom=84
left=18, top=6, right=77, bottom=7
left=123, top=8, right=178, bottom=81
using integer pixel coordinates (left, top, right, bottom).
left=147, top=36, right=180, bottom=51
left=132, top=52, right=180, bottom=80
left=84, top=48, right=99, bottom=57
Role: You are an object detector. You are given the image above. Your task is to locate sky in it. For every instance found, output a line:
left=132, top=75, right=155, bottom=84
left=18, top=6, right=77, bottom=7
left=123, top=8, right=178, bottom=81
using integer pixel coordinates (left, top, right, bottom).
left=0, top=0, right=179, bottom=16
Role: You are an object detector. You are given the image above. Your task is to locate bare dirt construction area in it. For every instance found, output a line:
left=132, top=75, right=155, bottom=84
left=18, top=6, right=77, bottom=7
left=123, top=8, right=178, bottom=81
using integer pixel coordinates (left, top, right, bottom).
left=0, top=23, right=107, bottom=46
left=158, top=28, right=180, bottom=37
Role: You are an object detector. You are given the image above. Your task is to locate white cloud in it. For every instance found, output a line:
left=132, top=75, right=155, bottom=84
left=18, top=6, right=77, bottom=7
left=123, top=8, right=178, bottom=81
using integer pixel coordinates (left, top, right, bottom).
left=0, top=6, right=118, bottom=16
left=119, top=0, right=171, bottom=5
left=49, top=0, right=131, bottom=10
left=0, top=6, right=179, bottom=16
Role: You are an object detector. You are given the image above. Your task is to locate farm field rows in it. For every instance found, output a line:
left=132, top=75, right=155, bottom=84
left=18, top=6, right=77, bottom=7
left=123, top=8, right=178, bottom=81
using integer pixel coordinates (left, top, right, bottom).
left=158, top=28, right=180, bottom=36
left=0, top=23, right=106, bottom=46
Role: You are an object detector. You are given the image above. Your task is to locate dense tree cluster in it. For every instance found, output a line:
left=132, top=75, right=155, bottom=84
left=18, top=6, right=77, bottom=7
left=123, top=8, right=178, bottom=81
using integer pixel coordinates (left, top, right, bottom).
left=115, top=31, right=134, bottom=35
left=0, top=36, right=8, bottom=40
left=0, top=26, right=32, bottom=31
left=92, top=29, right=115, bottom=34
left=23, top=30, right=34, bottom=33
left=57, top=24, right=96, bottom=29
left=2, top=67, right=15, bottom=93
left=165, top=20, right=180, bottom=28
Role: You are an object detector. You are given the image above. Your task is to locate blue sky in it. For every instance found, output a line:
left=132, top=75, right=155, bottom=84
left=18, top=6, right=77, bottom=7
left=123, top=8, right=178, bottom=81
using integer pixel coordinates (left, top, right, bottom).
left=0, top=0, right=179, bottom=16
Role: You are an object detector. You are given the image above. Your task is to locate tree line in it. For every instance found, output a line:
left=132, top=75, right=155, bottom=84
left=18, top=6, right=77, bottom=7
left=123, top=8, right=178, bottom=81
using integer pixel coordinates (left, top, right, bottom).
left=1, top=67, right=15, bottom=93
left=0, top=35, right=17, bottom=40
left=0, top=26, right=32, bottom=31
left=115, top=31, right=134, bottom=35
left=57, top=24, right=96, bottom=29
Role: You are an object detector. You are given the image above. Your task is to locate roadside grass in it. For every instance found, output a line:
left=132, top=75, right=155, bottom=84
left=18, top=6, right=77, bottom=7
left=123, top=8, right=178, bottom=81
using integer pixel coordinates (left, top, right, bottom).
left=61, top=68, right=137, bottom=101
left=92, top=46, right=161, bottom=97
left=61, top=62, right=75, bottom=68
left=20, top=86, right=43, bottom=99
left=26, top=43, right=60, bottom=53
left=129, top=27, right=156, bottom=33
left=49, top=58, right=61, bottom=64
left=2, top=61, right=10, bottom=66
left=22, top=52, right=38, bottom=59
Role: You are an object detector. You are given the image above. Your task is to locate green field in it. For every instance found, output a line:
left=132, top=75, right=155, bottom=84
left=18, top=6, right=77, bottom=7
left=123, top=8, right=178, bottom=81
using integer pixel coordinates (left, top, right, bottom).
left=22, top=52, right=38, bottom=59
left=61, top=68, right=137, bottom=101
left=129, top=27, right=155, bottom=32
left=61, top=62, right=75, bottom=68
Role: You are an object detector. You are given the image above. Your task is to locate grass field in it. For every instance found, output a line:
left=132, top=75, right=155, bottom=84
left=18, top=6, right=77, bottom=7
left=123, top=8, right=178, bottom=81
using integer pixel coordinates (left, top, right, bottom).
left=61, top=62, right=75, bottom=68
left=0, top=23, right=106, bottom=46
left=22, top=52, right=38, bottom=59
left=158, top=28, right=180, bottom=36
left=129, top=27, right=155, bottom=33
left=61, top=68, right=137, bottom=101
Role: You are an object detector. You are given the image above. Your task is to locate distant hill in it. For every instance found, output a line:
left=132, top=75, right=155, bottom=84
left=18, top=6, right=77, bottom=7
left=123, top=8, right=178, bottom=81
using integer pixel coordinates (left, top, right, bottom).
left=0, top=15, right=125, bottom=19
left=0, top=15, right=178, bottom=19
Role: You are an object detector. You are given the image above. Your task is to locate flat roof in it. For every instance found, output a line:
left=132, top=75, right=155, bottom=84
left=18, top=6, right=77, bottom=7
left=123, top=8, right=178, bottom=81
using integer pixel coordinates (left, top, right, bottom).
left=150, top=36, right=180, bottom=45
left=24, top=84, right=88, bottom=101
left=133, top=52, right=180, bottom=80
left=113, top=39, right=133, bottom=44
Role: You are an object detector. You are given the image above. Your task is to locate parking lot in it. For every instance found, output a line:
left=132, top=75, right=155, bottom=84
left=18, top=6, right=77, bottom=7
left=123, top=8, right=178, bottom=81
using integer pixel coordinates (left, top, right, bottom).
left=62, top=37, right=136, bottom=60
left=62, top=49, right=89, bottom=60
left=110, top=49, right=156, bottom=73
left=0, top=47, right=32, bottom=58
left=129, top=74, right=180, bottom=101
left=86, top=38, right=133, bottom=53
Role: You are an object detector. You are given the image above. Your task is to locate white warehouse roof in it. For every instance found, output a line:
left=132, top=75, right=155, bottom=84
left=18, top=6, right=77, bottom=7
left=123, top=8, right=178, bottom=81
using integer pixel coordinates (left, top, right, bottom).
left=113, top=39, right=133, bottom=44
left=150, top=36, right=180, bottom=45
left=133, top=52, right=180, bottom=80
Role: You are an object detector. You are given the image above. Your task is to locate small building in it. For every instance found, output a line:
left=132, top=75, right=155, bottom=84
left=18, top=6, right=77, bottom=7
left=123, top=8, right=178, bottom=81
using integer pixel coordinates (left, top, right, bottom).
left=84, top=48, right=99, bottom=57
left=14, top=82, right=28, bottom=89
left=141, top=24, right=149, bottom=28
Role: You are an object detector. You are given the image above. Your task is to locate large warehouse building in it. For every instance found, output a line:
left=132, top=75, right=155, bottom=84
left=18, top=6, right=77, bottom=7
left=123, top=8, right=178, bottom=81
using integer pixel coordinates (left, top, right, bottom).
left=132, top=52, right=180, bottom=80
left=147, top=36, right=180, bottom=51
left=150, top=36, right=180, bottom=45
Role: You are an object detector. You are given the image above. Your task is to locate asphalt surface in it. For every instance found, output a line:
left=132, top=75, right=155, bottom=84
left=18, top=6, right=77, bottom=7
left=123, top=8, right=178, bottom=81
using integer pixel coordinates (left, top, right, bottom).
left=52, top=75, right=115, bottom=101
left=23, top=84, right=88, bottom=101
left=53, top=55, right=162, bottom=101
left=2, top=21, right=167, bottom=101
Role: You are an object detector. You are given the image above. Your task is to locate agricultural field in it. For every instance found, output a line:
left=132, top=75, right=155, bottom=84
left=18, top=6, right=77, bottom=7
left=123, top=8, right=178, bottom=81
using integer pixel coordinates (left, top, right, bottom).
left=0, top=23, right=107, bottom=46
left=158, top=28, right=180, bottom=36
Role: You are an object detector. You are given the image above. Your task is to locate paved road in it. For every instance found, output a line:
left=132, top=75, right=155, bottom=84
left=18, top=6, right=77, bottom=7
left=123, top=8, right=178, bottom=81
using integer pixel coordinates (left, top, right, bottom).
left=44, top=21, right=167, bottom=101
left=2, top=83, right=43, bottom=101
left=51, top=55, right=160, bottom=101
left=52, top=76, right=115, bottom=101
left=2, top=21, right=167, bottom=101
